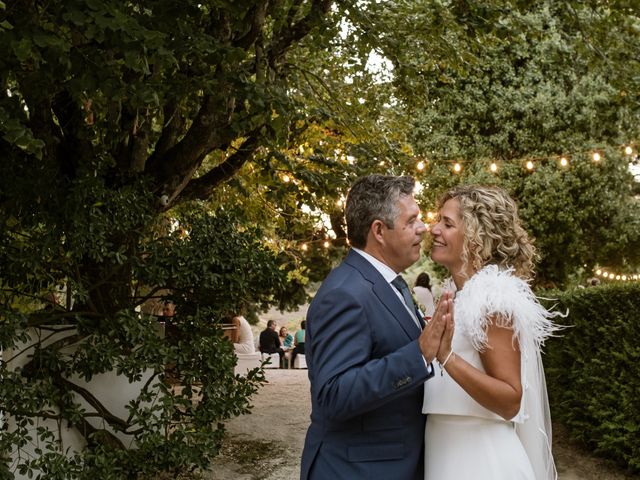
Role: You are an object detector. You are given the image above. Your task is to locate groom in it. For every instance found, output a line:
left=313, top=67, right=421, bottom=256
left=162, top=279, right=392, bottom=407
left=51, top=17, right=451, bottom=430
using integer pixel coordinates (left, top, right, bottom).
left=300, top=175, right=452, bottom=480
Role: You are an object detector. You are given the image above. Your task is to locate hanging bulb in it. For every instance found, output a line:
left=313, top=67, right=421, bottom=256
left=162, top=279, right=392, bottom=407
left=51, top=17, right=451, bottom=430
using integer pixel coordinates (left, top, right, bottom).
left=526, top=161, right=534, bottom=170
left=453, top=163, right=462, bottom=173
left=490, top=162, right=498, bottom=172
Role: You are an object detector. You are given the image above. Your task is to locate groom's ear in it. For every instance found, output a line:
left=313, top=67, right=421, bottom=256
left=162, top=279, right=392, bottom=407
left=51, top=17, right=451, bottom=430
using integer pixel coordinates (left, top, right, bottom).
left=370, top=219, right=385, bottom=243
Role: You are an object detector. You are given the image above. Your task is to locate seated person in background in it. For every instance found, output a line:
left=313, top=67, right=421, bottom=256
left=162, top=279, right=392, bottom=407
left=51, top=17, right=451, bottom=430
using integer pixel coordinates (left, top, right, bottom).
left=413, top=271, right=436, bottom=319
left=279, top=326, right=294, bottom=367
left=232, top=315, right=256, bottom=354
left=290, top=320, right=306, bottom=368
left=279, top=326, right=294, bottom=349
left=259, top=320, right=284, bottom=366
left=162, top=300, right=176, bottom=317
left=157, top=299, right=176, bottom=324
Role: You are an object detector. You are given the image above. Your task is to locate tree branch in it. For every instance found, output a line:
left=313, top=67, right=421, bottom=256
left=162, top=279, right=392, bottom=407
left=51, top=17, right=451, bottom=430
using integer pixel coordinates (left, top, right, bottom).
left=146, top=91, right=237, bottom=203
left=267, top=0, right=333, bottom=67
left=51, top=90, right=95, bottom=179
left=234, top=0, right=269, bottom=50
left=179, top=131, right=262, bottom=202
left=55, top=374, right=130, bottom=431
left=153, top=101, right=185, bottom=160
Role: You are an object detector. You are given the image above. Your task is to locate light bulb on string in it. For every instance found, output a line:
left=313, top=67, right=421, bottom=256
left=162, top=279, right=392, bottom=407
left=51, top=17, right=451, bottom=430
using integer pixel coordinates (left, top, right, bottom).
left=526, top=161, right=534, bottom=170
left=560, top=157, right=568, bottom=167
left=490, top=162, right=498, bottom=172
left=417, top=161, right=425, bottom=171
left=301, top=243, right=308, bottom=251
left=592, top=152, right=601, bottom=162
left=453, top=163, right=462, bottom=173
left=625, top=146, right=633, bottom=155
left=323, top=240, right=330, bottom=249
left=282, top=174, right=291, bottom=183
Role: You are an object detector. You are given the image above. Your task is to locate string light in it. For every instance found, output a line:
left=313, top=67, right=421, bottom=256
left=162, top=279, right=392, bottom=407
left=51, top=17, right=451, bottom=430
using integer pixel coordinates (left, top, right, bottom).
left=282, top=174, right=291, bottom=183
left=417, top=161, right=425, bottom=171
left=323, top=240, right=330, bottom=248
left=301, top=243, right=308, bottom=251
left=412, top=140, right=637, bottom=176
left=595, top=269, right=639, bottom=281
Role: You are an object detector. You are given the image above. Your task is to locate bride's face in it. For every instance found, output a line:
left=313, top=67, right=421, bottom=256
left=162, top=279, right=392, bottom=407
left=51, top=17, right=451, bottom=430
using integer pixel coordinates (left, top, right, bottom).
left=430, top=198, right=465, bottom=273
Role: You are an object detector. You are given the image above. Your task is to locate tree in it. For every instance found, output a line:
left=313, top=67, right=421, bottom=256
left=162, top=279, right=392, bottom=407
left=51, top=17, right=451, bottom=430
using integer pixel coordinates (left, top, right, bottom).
left=357, top=1, right=640, bottom=286
left=0, top=0, right=358, bottom=476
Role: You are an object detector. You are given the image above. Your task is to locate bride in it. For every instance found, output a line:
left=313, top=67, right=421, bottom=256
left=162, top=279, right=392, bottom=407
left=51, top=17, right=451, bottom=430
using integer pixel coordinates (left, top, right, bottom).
left=423, top=185, right=560, bottom=480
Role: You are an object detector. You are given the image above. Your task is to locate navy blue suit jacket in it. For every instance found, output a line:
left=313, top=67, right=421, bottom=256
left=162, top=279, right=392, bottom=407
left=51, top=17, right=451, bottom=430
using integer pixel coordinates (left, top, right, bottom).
left=300, top=250, right=434, bottom=480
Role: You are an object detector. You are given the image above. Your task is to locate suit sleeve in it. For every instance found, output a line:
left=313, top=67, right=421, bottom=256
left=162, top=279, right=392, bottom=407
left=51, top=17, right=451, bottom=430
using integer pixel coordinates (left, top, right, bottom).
left=309, top=287, right=434, bottom=421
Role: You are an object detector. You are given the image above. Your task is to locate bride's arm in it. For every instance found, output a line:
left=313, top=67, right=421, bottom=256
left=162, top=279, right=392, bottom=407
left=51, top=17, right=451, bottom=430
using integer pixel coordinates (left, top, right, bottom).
left=437, top=314, right=523, bottom=420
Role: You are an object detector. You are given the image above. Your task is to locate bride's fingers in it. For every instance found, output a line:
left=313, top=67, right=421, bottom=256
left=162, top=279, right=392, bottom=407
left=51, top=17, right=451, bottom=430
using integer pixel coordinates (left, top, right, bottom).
left=433, top=291, right=451, bottom=321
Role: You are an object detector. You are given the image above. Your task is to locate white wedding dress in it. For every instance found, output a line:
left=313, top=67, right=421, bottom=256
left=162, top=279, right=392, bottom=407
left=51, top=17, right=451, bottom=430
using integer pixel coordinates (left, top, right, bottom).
left=423, top=266, right=560, bottom=480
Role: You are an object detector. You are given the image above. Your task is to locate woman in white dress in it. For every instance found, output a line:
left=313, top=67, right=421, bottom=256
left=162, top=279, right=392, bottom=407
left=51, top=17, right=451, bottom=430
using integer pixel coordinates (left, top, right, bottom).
left=423, top=185, right=560, bottom=480
left=413, top=272, right=436, bottom=319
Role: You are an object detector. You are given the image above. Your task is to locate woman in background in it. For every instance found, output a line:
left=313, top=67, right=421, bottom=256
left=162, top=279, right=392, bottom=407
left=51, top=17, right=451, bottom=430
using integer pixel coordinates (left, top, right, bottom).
left=413, top=272, right=435, bottom=319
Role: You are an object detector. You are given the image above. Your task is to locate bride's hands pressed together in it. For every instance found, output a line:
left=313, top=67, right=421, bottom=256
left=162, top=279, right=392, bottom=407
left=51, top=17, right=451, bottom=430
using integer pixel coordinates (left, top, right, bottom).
left=419, top=291, right=453, bottom=364
left=436, top=295, right=455, bottom=365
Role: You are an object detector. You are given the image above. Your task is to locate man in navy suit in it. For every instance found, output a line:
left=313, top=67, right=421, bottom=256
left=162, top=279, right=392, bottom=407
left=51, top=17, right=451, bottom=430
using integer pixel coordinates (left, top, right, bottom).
left=300, top=175, right=453, bottom=480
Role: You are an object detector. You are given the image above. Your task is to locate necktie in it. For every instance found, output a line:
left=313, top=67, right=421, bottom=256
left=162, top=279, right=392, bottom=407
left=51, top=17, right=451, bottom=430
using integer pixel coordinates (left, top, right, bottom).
left=391, top=275, right=423, bottom=330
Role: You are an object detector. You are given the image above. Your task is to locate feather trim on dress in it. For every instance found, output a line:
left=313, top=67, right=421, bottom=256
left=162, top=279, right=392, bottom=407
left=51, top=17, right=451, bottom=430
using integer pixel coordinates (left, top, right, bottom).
left=453, top=265, right=564, bottom=352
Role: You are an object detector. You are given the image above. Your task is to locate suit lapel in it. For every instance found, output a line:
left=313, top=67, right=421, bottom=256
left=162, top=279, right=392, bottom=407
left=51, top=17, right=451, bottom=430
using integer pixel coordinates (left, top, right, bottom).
left=345, top=250, right=421, bottom=339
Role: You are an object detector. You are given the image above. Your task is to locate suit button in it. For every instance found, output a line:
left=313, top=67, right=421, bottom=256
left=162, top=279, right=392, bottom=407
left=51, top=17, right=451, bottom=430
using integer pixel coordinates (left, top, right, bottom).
left=393, top=376, right=412, bottom=389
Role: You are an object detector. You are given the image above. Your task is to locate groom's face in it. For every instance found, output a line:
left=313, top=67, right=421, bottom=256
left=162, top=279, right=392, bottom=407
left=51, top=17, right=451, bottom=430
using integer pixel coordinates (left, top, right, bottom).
left=381, top=194, right=426, bottom=273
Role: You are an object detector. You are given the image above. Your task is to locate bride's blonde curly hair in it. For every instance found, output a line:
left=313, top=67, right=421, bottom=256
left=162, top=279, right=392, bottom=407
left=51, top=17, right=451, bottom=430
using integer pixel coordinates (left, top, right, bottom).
left=437, top=185, right=537, bottom=280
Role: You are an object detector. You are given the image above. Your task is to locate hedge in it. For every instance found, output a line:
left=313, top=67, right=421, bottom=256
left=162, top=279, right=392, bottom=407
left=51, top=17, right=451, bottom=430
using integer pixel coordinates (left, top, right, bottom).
left=542, top=282, right=640, bottom=472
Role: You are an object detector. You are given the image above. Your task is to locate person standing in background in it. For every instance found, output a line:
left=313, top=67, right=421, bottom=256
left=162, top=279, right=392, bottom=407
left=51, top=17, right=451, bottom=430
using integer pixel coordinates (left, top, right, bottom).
left=413, top=272, right=435, bottom=319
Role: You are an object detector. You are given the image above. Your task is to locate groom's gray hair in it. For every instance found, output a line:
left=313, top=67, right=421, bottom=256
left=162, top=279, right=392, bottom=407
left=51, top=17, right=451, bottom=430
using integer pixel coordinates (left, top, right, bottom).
left=346, top=175, right=415, bottom=249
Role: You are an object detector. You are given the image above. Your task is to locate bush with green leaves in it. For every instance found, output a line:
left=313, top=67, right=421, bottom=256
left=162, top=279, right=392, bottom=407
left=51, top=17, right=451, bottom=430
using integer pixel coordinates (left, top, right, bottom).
left=0, top=162, right=304, bottom=478
left=543, top=283, right=640, bottom=473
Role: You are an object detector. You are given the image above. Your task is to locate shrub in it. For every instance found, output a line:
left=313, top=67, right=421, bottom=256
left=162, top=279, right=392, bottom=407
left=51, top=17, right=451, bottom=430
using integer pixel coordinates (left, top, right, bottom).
left=543, top=283, right=640, bottom=472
